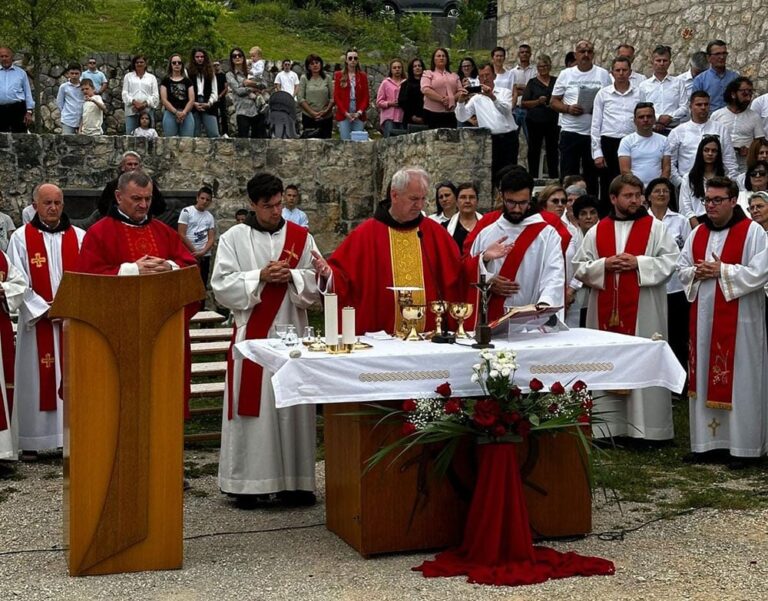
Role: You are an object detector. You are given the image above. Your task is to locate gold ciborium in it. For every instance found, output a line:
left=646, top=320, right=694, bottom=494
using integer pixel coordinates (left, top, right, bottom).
left=402, top=304, right=426, bottom=341
left=449, top=302, right=474, bottom=339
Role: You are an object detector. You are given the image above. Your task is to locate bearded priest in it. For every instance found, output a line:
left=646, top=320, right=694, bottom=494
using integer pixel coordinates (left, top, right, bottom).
left=574, top=173, right=679, bottom=441
left=677, top=176, right=768, bottom=468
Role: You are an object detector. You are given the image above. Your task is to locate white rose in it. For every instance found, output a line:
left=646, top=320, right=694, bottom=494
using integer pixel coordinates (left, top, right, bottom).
left=489, top=370, right=499, bottom=378
left=471, top=374, right=479, bottom=383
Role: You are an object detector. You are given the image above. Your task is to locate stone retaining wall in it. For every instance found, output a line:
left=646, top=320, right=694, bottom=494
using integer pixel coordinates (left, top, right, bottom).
left=0, top=129, right=492, bottom=253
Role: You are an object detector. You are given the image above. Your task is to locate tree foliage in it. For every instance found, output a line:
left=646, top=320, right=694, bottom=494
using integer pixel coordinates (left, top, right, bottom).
left=133, top=0, right=226, bottom=65
left=0, top=0, right=97, bottom=131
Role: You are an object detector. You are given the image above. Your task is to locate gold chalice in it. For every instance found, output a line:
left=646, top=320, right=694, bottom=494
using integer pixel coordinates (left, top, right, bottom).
left=429, top=300, right=448, bottom=337
left=449, top=302, right=474, bottom=339
left=402, top=304, right=426, bottom=341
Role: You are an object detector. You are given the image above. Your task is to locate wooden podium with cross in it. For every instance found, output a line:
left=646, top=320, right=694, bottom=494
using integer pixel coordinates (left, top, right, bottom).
left=50, top=267, right=204, bottom=576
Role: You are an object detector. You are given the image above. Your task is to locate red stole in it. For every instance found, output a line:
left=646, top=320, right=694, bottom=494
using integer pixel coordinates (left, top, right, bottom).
left=24, top=225, right=80, bottom=411
left=688, top=219, right=751, bottom=410
left=227, top=222, right=309, bottom=419
left=0, top=253, right=14, bottom=430
left=594, top=216, right=653, bottom=335
left=539, top=211, right=572, bottom=256
left=486, top=221, right=549, bottom=323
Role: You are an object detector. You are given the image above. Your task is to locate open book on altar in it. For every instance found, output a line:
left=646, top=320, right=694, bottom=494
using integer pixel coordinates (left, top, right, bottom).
left=488, top=304, right=563, bottom=329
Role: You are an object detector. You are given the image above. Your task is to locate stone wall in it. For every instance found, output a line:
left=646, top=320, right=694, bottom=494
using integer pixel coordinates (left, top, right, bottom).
left=0, top=129, right=491, bottom=253
left=496, top=1, right=767, bottom=91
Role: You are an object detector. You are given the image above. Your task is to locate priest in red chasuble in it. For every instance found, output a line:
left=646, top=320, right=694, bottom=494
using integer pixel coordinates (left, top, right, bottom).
left=574, top=173, right=679, bottom=441
left=312, top=167, right=461, bottom=335
left=7, top=184, right=85, bottom=457
left=677, top=177, right=768, bottom=467
left=76, top=171, right=197, bottom=417
left=211, top=173, right=320, bottom=506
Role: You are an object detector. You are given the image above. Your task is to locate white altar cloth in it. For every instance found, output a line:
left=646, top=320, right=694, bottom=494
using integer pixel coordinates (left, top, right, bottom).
left=234, top=328, right=686, bottom=409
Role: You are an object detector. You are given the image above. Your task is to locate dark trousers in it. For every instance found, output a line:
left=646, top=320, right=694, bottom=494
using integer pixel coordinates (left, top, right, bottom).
left=216, top=100, right=229, bottom=136
left=526, top=119, right=559, bottom=178
left=667, top=291, right=690, bottom=374
left=424, top=109, right=457, bottom=129
left=491, top=130, right=520, bottom=185
left=598, top=135, right=622, bottom=215
left=0, top=101, right=27, bottom=133
left=559, top=131, right=598, bottom=195
left=198, top=255, right=211, bottom=289
left=301, top=114, right=333, bottom=139
left=236, top=113, right=267, bottom=138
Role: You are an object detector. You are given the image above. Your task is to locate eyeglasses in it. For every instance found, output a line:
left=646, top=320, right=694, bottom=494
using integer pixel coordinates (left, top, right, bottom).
left=748, top=204, right=767, bottom=212
left=703, top=196, right=731, bottom=205
left=171, top=60, right=182, bottom=65
left=709, top=51, right=728, bottom=57
left=750, top=170, right=768, bottom=177
left=547, top=197, right=567, bottom=205
left=232, top=53, right=243, bottom=58
left=505, top=200, right=530, bottom=208
left=348, top=56, right=359, bottom=61
left=651, top=188, right=671, bottom=195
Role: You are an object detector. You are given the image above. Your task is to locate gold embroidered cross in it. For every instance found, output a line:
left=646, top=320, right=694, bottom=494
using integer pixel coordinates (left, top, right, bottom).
left=41, top=353, right=55, bottom=368
left=31, top=253, right=47, bottom=268
left=282, top=244, right=298, bottom=263
left=708, top=418, right=720, bottom=436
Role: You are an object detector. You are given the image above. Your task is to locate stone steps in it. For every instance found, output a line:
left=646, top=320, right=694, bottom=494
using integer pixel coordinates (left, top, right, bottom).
left=190, top=327, right=233, bottom=342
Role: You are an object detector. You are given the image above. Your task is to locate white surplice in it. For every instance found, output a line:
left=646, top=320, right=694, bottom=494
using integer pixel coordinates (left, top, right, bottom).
left=211, top=223, right=321, bottom=494
left=7, top=224, right=85, bottom=452
left=471, top=213, right=565, bottom=330
left=574, top=216, right=679, bottom=440
left=0, top=254, right=28, bottom=460
left=677, top=219, right=768, bottom=457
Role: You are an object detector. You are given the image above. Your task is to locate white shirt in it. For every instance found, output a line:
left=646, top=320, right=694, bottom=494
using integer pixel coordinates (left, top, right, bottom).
left=678, top=171, right=706, bottom=220
left=552, top=65, right=612, bottom=135
left=664, top=119, right=739, bottom=185
left=493, top=69, right=515, bottom=91
left=275, top=70, right=300, bottom=97
left=638, top=74, right=688, bottom=126
left=658, top=209, right=691, bottom=294
left=617, top=131, right=669, bottom=187
left=611, top=71, right=646, bottom=89
left=750, top=93, right=768, bottom=133
left=121, top=71, right=159, bottom=116
left=511, top=64, right=536, bottom=105
left=178, top=206, right=216, bottom=255
left=454, top=86, right=517, bottom=134
left=710, top=106, right=766, bottom=149
left=679, top=69, right=695, bottom=99
left=590, top=83, right=640, bottom=158
left=195, top=74, right=218, bottom=105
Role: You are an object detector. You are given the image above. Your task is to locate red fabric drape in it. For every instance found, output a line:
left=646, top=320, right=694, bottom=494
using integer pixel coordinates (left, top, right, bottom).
left=413, top=443, right=615, bottom=586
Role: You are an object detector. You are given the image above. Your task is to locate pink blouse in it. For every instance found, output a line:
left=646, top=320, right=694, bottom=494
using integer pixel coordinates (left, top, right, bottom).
left=420, top=69, right=461, bottom=113
left=376, top=77, right=404, bottom=124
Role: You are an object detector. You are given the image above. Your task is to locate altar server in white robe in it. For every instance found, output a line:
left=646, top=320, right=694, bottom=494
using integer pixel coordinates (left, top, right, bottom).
left=7, top=184, right=84, bottom=456
left=0, top=254, right=28, bottom=460
left=677, top=176, right=768, bottom=465
left=465, top=168, right=565, bottom=331
left=212, top=172, right=321, bottom=505
left=574, top=174, right=679, bottom=440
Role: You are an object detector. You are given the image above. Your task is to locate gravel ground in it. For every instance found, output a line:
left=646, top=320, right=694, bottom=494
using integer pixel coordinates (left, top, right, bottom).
left=1, top=450, right=767, bottom=601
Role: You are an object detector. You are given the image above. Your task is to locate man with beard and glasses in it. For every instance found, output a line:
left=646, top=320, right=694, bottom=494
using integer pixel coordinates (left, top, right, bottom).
left=711, top=77, right=765, bottom=172
left=677, top=176, right=768, bottom=468
left=574, top=173, right=680, bottom=442
left=464, top=168, right=565, bottom=331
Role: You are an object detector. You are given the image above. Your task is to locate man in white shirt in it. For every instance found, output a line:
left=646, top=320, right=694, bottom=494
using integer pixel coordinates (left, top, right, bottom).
left=638, top=45, right=688, bottom=134
left=618, top=102, right=670, bottom=187
left=510, top=44, right=536, bottom=140
left=614, top=44, right=646, bottom=89
left=750, top=92, right=768, bottom=134
left=711, top=77, right=765, bottom=171
left=591, top=57, right=640, bottom=210
left=679, top=51, right=709, bottom=100
left=281, top=184, right=309, bottom=227
left=274, top=60, right=300, bottom=97
left=551, top=39, right=612, bottom=197
left=456, top=62, right=519, bottom=184
left=665, top=90, right=739, bottom=185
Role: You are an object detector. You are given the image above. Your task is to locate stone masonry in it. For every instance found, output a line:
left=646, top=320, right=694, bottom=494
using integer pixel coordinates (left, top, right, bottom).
left=497, top=1, right=767, bottom=92
left=0, top=129, right=491, bottom=253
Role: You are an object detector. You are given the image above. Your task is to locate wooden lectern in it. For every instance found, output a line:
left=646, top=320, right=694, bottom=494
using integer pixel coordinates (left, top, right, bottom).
left=325, top=403, right=590, bottom=556
left=50, top=268, right=205, bottom=576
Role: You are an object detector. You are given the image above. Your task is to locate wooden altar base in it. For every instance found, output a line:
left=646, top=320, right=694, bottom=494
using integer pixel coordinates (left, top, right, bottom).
left=324, top=403, right=591, bottom=557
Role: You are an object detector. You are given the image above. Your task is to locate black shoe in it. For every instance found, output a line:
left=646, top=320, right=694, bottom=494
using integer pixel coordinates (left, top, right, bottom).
left=233, top=493, right=275, bottom=509
left=277, top=490, right=317, bottom=507
left=20, top=451, right=38, bottom=462
left=682, top=450, right=728, bottom=464
left=727, top=456, right=759, bottom=470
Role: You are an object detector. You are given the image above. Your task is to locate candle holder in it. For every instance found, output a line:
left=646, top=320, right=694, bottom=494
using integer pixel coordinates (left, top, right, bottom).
left=472, top=274, right=494, bottom=349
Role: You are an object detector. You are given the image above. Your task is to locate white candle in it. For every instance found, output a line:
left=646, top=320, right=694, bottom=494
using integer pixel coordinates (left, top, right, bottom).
left=342, top=307, right=356, bottom=345
left=324, top=293, right=338, bottom=347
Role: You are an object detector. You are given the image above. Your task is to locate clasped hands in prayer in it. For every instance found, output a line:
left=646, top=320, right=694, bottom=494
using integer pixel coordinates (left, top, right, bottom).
left=260, top=259, right=292, bottom=283
left=693, top=253, right=722, bottom=281
left=136, top=255, right=172, bottom=274
left=604, top=253, right=639, bottom=272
